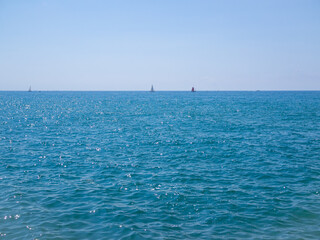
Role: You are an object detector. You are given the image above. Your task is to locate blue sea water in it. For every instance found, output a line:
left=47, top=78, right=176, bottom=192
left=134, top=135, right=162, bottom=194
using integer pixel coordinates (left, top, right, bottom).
left=0, top=91, right=319, bottom=239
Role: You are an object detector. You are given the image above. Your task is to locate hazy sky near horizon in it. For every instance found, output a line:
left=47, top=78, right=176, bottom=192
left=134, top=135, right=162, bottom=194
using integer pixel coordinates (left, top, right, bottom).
left=0, top=0, right=320, bottom=91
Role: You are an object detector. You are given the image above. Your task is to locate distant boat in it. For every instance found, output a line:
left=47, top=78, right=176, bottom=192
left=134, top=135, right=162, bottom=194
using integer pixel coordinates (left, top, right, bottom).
left=191, top=87, right=195, bottom=92
left=28, top=86, right=32, bottom=92
left=150, top=85, right=155, bottom=92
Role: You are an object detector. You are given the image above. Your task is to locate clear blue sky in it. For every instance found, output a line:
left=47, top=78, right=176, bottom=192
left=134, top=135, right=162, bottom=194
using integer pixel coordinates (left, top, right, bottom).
left=0, top=0, right=319, bottom=90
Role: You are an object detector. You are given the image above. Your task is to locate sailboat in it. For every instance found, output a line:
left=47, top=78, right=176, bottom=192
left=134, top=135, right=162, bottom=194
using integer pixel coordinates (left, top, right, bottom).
left=150, top=85, right=155, bottom=92
left=191, top=87, right=195, bottom=92
left=28, top=86, right=32, bottom=92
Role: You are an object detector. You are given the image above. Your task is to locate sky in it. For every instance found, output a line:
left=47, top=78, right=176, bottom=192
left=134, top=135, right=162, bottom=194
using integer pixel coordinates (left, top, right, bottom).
left=0, top=0, right=319, bottom=91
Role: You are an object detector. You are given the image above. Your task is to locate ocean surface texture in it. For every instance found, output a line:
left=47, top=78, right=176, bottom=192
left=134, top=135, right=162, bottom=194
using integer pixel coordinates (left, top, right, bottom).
left=0, top=91, right=319, bottom=239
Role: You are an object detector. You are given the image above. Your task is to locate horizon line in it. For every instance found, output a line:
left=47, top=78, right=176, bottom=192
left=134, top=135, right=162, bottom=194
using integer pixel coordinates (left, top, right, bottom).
left=0, top=90, right=320, bottom=92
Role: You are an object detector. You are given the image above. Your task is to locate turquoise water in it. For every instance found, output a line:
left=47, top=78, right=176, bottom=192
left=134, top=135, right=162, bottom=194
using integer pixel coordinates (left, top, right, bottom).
left=0, top=91, right=319, bottom=239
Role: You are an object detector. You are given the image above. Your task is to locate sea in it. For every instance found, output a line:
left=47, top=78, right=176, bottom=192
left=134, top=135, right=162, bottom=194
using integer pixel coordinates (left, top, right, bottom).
left=0, top=91, right=319, bottom=239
